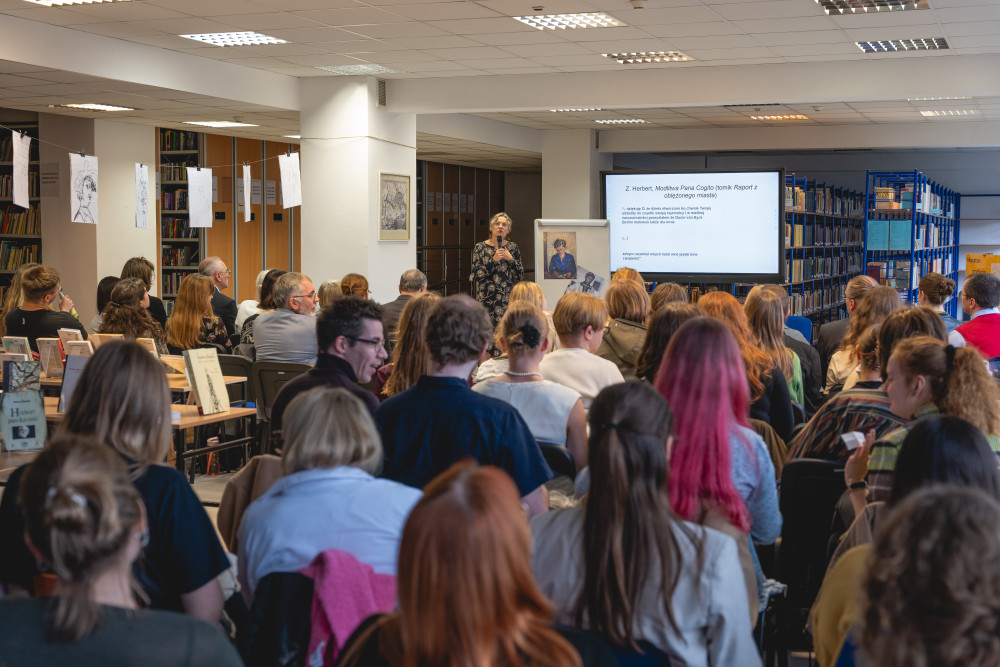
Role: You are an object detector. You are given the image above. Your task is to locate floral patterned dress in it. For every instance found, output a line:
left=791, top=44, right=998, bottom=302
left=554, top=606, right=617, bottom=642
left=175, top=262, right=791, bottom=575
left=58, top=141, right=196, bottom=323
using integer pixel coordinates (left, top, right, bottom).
left=472, top=240, right=524, bottom=327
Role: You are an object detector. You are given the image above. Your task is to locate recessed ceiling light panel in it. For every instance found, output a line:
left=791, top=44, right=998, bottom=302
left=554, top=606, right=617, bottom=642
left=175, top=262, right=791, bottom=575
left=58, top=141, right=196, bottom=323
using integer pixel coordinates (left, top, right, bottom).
left=514, top=13, right=625, bottom=30
left=750, top=114, right=811, bottom=120
left=180, top=32, right=288, bottom=47
left=907, top=96, right=971, bottom=101
left=59, top=103, right=134, bottom=111
left=815, top=0, right=927, bottom=14
left=184, top=121, right=259, bottom=128
left=22, top=0, right=130, bottom=5
left=920, top=109, right=980, bottom=117
left=550, top=108, right=603, bottom=112
left=595, top=119, right=647, bottom=124
left=857, top=38, right=948, bottom=53
left=603, top=51, right=692, bottom=64
left=284, top=135, right=301, bottom=139
left=315, top=64, right=403, bottom=75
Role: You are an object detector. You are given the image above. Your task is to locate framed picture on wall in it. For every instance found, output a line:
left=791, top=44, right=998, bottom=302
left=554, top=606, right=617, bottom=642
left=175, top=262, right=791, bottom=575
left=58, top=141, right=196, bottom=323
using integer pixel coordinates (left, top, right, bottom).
left=379, top=173, right=410, bottom=241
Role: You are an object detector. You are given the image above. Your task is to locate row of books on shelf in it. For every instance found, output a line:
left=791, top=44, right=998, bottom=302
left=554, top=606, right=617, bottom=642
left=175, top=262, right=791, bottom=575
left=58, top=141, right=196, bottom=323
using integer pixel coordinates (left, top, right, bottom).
left=0, top=242, right=38, bottom=269
left=0, top=172, right=39, bottom=199
left=161, top=217, right=199, bottom=238
left=866, top=261, right=915, bottom=294
left=1, top=206, right=40, bottom=235
left=159, top=164, right=192, bottom=182
left=786, top=253, right=862, bottom=283
left=161, top=189, right=188, bottom=211
left=866, top=219, right=956, bottom=252
left=874, top=184, right=955, bottom=218
left=160, top=130, right=198, bottom=152
left=785, top=185, right=864, bottom=217
left=0, top=134, right=38, bottom=162
left=162, top=245, right=199, bottom=267
left=786, top=222, right=864, bottom=248
left=162, top=271, right=195, bottom=294
left=788, top=285, right=844, bottom=316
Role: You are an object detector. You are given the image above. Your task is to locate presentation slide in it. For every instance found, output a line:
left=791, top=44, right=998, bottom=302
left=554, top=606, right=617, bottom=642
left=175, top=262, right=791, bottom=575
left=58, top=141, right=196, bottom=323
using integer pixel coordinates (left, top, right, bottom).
left=604, top=170, right=783, bottom=280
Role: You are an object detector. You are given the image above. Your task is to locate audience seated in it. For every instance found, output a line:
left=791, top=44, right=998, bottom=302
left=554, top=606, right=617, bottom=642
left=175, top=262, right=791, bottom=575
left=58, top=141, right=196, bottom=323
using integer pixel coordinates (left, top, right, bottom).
left=375, top=292, right=441, bottom=400
left=337, top=463, right=617, bottom=667
left=538, top=291, right=624, bottom=410
left=270, top=295, right=385, bottom=435
left=511, top=280, right=559, bottom=352
left=761, top=284, right=823, bottom=413
left=90, top=275, right=118, bottom=334
left=0, top=436, right=241, bottom=667
left=698, top=291, right=794, bottom=442
left=165, top=274, right=232, bottom=355
left=198, top=256, right=237, bottom=337
left=816, top=275, right=876, bottom=379
left=340, top=273, right=370, bottom=298
left=745, top=286, right=804, bottom=406
left=611, top=266, right=643, bottom=283
left=98, top=277, right=167, bottom=353
left=949, top=270, right=1000, bottom=357
left=380, top=269, right=427, bottom=354
left=867, top=335, right=1000, bottom=501
left=376, top=295, right=551, bottom=517
left=253, top=271, right=319, bottom=364
left=825, top=285, right=902, bottom=394
left=655, top=316, right=781, bottom=624
left=238, top=387, right=420, bottom=604
left=634, top=302, right=699, bottom=383
left=595, top=279, right=649, bottom=380
left=239, top=269, right=284, bottom=346
left=649, top=281, right=688, bottom=312
left=235, top=268, right=271, bottom=332
left=917, top=271, right=960, bottom=335
left=531, top=382, right=759, bottom=664
left=788, top=307, right=946, bottom=462
left=317, top=280, right=343, bottom=309
left=838, top=324, right=881, bottom=392
left=0, top=342, right=229, bottom=622
left=4, top=264, right=86, bottom=352
left=473, top=301, right=586, bottom=470
left=0, top=261, right=39, bottom=338
left=120, top=256, right=168, bottom=328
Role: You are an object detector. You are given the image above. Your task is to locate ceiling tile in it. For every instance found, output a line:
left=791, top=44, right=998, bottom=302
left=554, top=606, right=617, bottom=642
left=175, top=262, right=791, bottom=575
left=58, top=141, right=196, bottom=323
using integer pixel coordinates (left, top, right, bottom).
left=769, top=42, right=862, bottom=57
left=390, top=35, right=485, bottom=49
left=667, top=34, right=761, bottom=50
left=711, top=0, right=827, bottom=20
left=347, top=22, right=449, bottom=38
left=275, top=54, right=367, bottom=66
left=62, top=3, right=189, bottom=21
left=209, top=12, right=323, bottom=30
left=682, top=46, right=777, bottom=59
left=129, top=17, right=244, bottom=34
left=474, top=31, right=569, bottom=45
left=266, top=26, right=361, bottom=41
left=359, top=49, right=442, bottom=63
left=641, top=21, right=743, bottom=38
left=390, top=2, right=503, bottom=20
left=574, top=38, right=673, bottom=53
left=625, top=6, right=730, bottom=24
left=455, top=57, right=538, bottom=69
left=936, top=5, right=1000, bottom=23
left=499, top=42, right=593, bottom=57
left=430, top=17, right=534, bottom=35
left=754, top=30, right=849, bottom=47
left=292, top=7, right=409, bottom=27
left=423, top=45, right=511, bottom=59
left=734, top=16, right=840, bottom=33
left=529, top=53, right=617, bottom=66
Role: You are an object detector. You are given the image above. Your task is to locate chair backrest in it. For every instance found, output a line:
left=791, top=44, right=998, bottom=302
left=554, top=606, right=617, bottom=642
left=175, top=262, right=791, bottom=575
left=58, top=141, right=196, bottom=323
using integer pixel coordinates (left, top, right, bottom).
left=251, top=361, right=312, bottom=420
left=239, top=571, right=314, bottom=667
left=778, top=458, right=846, bottom=609
left=538, top=442, right=576, bottom=481
left=608, top=640, right=670, bottom=667
left=786, top=315, right=813, bottom=343
left=217, top=354, right=254, bottom=406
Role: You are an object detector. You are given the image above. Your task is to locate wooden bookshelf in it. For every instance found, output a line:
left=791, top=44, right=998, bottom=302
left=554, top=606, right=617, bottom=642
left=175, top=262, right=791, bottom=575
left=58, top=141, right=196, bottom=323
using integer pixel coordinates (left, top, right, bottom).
left=157, top=128, right=204, bottom=312
left=0, top=116, right=42, bottom=309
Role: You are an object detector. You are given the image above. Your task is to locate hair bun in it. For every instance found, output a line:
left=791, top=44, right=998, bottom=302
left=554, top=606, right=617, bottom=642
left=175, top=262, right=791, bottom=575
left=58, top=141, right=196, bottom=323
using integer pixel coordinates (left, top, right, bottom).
left=519, top=323, right=541, bottom=348
left=45, top=486, right=92, bottom=533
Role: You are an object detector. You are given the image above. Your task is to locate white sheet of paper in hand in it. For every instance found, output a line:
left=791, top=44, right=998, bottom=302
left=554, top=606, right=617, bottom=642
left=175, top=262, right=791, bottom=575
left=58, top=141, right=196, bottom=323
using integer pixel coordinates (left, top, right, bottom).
left=12, top=131, right=31, bottom=209
left=186, top=167, right=213, bottom=228
left=277, top=152, right=302, bottom=208
left=134, top=163, right=150, bottom=229
left=243, top=164, right=252, bottom=222
left=69, top=153, right=99, bottom=224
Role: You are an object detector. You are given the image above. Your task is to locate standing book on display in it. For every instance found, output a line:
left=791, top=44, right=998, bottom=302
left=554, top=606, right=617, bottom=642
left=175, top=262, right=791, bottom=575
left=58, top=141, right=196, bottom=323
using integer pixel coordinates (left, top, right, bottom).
left=0, top=359, right=46, bottom=452
left=57, top=328, right=83, bottom=347
left=136, top=337, right=159, bottom=357
left=64, top=340, right=94, bottom=357
left=36, top=338, right=64, bottom=378
left=90, top=333, right=124, bottom=349
left=183, top=348, right=229, bottom=415
left=58, top=354, right=89, bottom=413
left=1, top=337, right=30, bottom=356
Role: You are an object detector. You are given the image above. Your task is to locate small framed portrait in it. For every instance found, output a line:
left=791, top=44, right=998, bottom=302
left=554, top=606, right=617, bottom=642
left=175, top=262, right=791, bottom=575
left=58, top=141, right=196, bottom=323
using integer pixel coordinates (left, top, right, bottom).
left=379, top=173, right=410, bottom=241
left=543, top=231, right=578, bottom=280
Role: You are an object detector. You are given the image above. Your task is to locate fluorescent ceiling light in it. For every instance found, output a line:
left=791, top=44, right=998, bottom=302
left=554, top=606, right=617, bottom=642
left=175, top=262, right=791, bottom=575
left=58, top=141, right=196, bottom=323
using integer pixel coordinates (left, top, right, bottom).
left=514, top=13, right=624, bottom=31
left=857, top=38, right=948, bottom=53
left=550, top=108, right=602, bottom=112
left=283, top=135, right=301, bottom=139
left=907, top=96, right=971, bottom=101
left=184, top=121, right=259, bottom=128
left=595, top=119, right=647, bottom=124
left=750, top=114, right=811, bottom=120
left=59, top=103, right=134, bottom=111
left=180, top=32, right=288, bottom=47
left=315, top=64, right=403, bottom=75
left=815, top=0, right=927, bottom=14
left=603, top=51, right=692, bottom=64
left=920, top=109, right=980, bottom=117
left=22, top=0, right=129, bottom=5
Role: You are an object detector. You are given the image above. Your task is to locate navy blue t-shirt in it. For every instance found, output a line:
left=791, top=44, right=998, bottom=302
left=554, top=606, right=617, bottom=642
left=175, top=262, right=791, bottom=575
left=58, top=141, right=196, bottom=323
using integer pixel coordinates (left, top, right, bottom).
left=375, top=375, right=552, bottom=495
left=0, top=459, right=229, bottom=611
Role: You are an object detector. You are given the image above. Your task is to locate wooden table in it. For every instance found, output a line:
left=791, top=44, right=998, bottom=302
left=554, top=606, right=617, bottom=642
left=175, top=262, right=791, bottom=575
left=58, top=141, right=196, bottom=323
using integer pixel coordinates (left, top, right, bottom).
left=39, top=374, right=247, bottom=392
left=0, top=450, right=38, bottom=479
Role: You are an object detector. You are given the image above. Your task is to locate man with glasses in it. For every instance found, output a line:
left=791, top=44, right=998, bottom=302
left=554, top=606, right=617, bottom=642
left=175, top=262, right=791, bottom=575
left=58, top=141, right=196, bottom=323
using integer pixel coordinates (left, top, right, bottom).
left=949, top=272, right=1000, bottom=358
left=198, top=256, right=238, bottom=337
left=254, top=272, right=321, bottom=365
left=269, top=295, right=387, bottom=435
left=4, top=265, right=86, bottom=352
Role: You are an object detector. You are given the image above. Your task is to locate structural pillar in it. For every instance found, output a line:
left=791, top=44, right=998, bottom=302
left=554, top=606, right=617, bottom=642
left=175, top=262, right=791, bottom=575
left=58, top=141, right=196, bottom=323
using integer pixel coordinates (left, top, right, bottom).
left=541, top=129, right=612, bottom=220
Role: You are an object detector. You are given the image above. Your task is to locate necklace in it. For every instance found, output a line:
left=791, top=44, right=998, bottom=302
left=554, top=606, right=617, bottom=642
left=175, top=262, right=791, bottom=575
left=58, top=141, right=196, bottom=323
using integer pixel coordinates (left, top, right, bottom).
left=504, top=370, right=540, bottom=377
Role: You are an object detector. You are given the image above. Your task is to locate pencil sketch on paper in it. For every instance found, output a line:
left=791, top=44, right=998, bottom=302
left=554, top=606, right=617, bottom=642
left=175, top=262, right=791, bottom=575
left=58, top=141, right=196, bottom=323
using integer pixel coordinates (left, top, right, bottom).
left=379, top=173, right=410, bottom=241
left=12, top=131, right=31, bottom=209
left=69, top=153, right=99, bottom=225
left=277, top=153, right=302, bottom=208
left=135, top=163, right=150, bottom=229
left=186, top=167, right=213, bottom=228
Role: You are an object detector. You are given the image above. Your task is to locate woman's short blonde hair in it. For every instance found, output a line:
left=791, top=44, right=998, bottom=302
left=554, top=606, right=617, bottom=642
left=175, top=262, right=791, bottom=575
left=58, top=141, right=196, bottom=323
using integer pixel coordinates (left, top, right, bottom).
left=318, top=280, right=342, bottom=309
left=281, top=387, right=382, bottom=475
left=605, top=279, right=650, bottom=323
left=552, top=291, right=607, bottom=337
left=612, top=267, right=644, bottom=284
left=509, top=281, right=544, bottom=310
left=489, top=212, right=513, bottom=230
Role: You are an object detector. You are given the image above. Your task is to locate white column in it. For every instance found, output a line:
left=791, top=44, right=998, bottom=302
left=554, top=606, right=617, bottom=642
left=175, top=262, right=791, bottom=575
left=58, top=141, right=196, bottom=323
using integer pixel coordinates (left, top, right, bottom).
left=299, top=77, right=417, bottom=304
left=541, top=129, right=612, bottom=220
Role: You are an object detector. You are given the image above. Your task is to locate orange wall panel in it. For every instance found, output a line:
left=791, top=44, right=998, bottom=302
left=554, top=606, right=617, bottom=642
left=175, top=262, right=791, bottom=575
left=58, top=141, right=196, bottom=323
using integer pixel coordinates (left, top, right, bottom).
left=236, top=137, right=263, bottom=302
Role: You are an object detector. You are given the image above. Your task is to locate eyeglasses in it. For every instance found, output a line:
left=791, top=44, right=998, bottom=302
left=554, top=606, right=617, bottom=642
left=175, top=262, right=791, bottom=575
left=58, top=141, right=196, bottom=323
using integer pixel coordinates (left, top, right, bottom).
left=219, top=270, right=232, bottom=276
left=291, top=291, right=317, bottom=300
left=345, top=335, right=385, bottom=351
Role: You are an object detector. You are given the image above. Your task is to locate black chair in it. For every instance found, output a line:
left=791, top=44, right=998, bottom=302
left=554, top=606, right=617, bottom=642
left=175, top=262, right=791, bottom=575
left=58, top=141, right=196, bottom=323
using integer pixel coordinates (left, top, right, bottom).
left=790, top=401, right=806, bottom=427
left=217, top=354, right=254, bottom=408
left=250, top=361, right=311, bottom=453
left=239, top=572, right=314, bottom=667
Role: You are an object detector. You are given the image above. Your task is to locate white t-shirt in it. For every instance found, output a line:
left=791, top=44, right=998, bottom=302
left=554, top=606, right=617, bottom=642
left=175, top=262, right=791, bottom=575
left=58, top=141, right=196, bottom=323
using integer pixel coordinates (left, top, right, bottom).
left=538, top=347, right=625, bottom=410
left=472, top=379, right=581, bottom=445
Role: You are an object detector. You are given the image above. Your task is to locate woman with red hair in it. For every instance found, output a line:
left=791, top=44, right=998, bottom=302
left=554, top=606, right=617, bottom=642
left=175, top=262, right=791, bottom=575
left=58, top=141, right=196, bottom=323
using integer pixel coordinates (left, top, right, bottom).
left=336, top=463, right=616, bottom=667
left=698, top=291, right=794, bottom=442
left=655, top=316, right=781, bottom=624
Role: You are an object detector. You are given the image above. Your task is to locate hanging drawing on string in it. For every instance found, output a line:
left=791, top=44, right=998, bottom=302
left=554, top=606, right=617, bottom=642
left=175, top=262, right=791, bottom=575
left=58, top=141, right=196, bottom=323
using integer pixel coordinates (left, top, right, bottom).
left=186, top=167, right=213, bottom=228
left=12, top=131, right=31, bottom=209
left=379, top=173, right=409, bottom=241
left=135, top=163, right=150, bottom=229
left=277, top=152, right=302, bottom=208
left=69, top=153, right=99, bottom=224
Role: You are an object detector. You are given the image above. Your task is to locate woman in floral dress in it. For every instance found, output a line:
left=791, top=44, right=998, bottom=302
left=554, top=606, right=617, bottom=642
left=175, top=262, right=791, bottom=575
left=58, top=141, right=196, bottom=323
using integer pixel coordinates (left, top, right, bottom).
left=471, top=212, right=524, bottom=328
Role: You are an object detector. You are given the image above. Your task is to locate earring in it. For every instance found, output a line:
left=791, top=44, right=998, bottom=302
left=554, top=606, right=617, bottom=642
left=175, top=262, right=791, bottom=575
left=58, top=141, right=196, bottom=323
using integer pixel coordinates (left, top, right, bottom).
left=140, top=529, right=150, bottom=549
